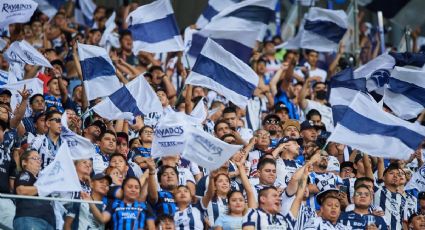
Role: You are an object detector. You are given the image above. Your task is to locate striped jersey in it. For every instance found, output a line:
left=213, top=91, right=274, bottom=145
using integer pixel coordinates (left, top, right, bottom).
left=30, top=134, right=62, bottom=170
left=153, top=190, right=177, bottom=217
left=201, top=195, right=228, bottom=226
left=304, top=216, right=351, bottom=230
left=276, top=158, right=301, bottom=187
left=106, top=199, right=153, bottom=230
left=242, top=208, right=296, bottom=230
left=280, top=192, right=316, bottom=230
left=373, top=186, right=406, bottom=230
left=174, top=204, right=203, bottom=230
left=402, top=192, right=417, bottom=221
left=308, top=172, right=343, bottom=210
left=338, top=211, right=388, bottom=230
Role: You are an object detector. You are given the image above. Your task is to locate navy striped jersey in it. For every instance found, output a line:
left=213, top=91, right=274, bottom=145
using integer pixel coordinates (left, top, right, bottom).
left=22, top=116, right=36, bottom=135
left=338, top=211, right=388, bottom=230
left=153, top=190, right=177, bottom=217
left=30, top=134, right=62, bottom=169
left=373, top=186, right=406, bottom=230
left=174, top=204, right=203, bottom=230
left=280, top=191, right=316, bottom=230
left=307, top=172, right=343, bottom=210
left=305, top=216, right=352, bottom=230
left=342, top=177, right=356, bottom=203
left=0, top=129, right=18, bottom=193
left=402, top=192, right=417, bottom=221
left=276, top=158, right=301, bottom=187
left=242, top=208, right=296, bottom=230
left=201, top=195, right=228, bottom=226
left=106, top=199, right=153, bottom=230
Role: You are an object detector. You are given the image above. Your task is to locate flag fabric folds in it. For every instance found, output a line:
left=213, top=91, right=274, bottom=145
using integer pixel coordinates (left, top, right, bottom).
left=383, top=67, right=425, bottom=120
left=93, top=75, right=163, bottom=122
left=60, top=113, right=95, bottom=160
left=284, top=7, right=348, bottom=52
left=77, top=43, right=121, bottom=100
left=329, top=68, right=366, bottom=125
left=35, top=143, right=82, bottom=197
left=185, top=39, right=259, bottom=108
left=0, top=0, right=38, bottom=29
left=182, top=126, right=242, bottom=171
left=126, top=0, right=184, bottom=54
left=4, top=40, right=53, bottom=68
left=328, top=92, right=425, bottom=160
left=196, top=0, right=241, bottom=28
left=74, top=0, right=96, bottom=27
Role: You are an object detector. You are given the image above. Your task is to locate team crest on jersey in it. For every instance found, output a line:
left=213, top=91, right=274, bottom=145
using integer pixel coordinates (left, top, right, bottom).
left=20, top=172, right=30, bottom=181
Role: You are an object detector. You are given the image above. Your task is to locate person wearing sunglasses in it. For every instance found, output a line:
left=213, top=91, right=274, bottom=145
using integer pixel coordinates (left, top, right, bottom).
left=261, top=114, right=281, bottom=148
left=339, top=184, right=387, bottom=230
left=30, top=110, right=63, bottom=170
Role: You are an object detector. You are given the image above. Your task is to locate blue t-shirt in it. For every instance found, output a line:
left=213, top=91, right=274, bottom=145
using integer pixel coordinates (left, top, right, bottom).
left=214, top=214, right=244, bottom=230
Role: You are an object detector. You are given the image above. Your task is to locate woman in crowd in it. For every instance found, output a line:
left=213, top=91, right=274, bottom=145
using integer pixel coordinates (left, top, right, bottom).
left=173, top=185, right=203, bottom=229
left=214, top=161, right=257, bottom=230
left=14, top=150, right=55, bottom=230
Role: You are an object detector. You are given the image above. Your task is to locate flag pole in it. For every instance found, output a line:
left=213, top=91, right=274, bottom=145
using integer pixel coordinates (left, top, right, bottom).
left=353, top=0, right=360, bottom=66
left=0, top=193, right=102, bottom=204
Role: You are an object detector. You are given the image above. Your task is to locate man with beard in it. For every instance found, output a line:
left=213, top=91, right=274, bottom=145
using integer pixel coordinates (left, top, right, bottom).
left=339, top=185, right=387, bottom=229
left=262, top=114, right=281, bottom=148
left=307, top=150, right=343, bottom=210
left=374, top=163, right=406, bottom=230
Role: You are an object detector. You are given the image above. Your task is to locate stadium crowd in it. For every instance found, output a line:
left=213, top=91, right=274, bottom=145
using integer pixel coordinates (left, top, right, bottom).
left=0, top=1, right=425, bottom=230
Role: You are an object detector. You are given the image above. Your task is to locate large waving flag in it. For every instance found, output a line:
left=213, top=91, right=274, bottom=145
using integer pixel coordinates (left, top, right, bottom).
left=74, top=0, right=96, bottom=27
left=196, top=0, right=241, bottom=28
left=93, top=75, right=163, bottom=121
left=182, top=125, right=242, bottom=171
left=60, top=113, right=95, bottom=160
left=285, top=7, right=348, bottom=52
left=329, top=68, right=366, bottom=125
left=383, top=67, right=425, bottom=120
left=328, top=92, right=425, bottom=160
left=99, top=12, right=120, bottom=51
left=0, top=0, right=38, bottom=29
left=126, top=0, right=184, bottom=54
left=185, top=39, right=259, bottom=108
left=4, top=40, right=53, bottom=68
left=77, top=43, right=121, bottom=100
left=35, top=143, right=82, bottom=197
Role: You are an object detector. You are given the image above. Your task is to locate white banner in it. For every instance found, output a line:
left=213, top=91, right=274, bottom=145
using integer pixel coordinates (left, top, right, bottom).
left=0, top=0, right=38, bottom=28
left=4, top=40, right=53, bottom=68
left=151, top=112, right=188, bottom=158
left=182, top=126, right=242, bottom=171
left=60, top=113, right=95, bottom=160
left=35, top=143, right=82, bottom=197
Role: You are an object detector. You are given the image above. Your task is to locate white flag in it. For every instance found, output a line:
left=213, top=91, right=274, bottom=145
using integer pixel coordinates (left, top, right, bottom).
left=0, top=0, right=38, bottom=28
left=35, top=143, right=82, bottom=197
left=60, top=113, right=95, bottom=160
left=151, top=112, right=189, bottom=158
left=405, top=164, right=425, bottom=191
left=1, top=78, right=43, bottom=111
left=4, top=40, right=53, bottom=68
left=182, top=126, right=242, bottom=171
left=188, top=98, right=207, bottom=124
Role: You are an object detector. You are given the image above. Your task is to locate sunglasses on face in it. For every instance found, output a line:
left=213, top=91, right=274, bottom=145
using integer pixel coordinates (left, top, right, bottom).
left=48, top=118, right=61, bottom=123
left=265, top=119, right=280, bottom=125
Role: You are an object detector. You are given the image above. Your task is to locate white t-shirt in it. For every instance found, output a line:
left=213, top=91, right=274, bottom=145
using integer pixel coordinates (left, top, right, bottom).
left=295, top=63, right=327, bottom=82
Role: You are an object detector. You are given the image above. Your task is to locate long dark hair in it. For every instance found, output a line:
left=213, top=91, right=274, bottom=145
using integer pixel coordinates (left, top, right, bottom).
left=122, top=176, right=142, bottom=199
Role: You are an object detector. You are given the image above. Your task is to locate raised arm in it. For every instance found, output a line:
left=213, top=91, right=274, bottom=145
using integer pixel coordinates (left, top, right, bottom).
left=72, top=43, right=88, bottom=111
left=290, top=164, right=311, bottom=218
left=146, top=158, right=159, bottom=204
left=202, top=171, right=217, bottom=208
left=10, top=86, right=30, bottom=129
left=297, top=77, right=311, bottom=110
left=236, top=161, right=257, bottom=208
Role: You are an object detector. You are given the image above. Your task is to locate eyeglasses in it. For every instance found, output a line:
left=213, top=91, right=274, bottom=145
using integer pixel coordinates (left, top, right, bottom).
left=48, top=118, right=61, bottom=123
left=354, top=191, right=370, bottom=197
left=28, top=157, right=41, bottom=161
left=265, top=119, right=280, bottom=125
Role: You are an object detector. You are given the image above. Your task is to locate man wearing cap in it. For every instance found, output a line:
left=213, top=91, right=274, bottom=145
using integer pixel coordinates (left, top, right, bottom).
left=273, top=136, right=302, bottom=188
left=83, top=117, right=106, bottom=144
left=305, top=189, right=351, bottom=229
left=374, top=163, right=406, bottom=230
left=408, top=212, right=425, bottom=230
left=417, top=192, right=425, bottom=213
left=30, top=110, right=63, bottom=169
left=274, top=102, right=290, bottom=123
left=339, top=184, right=387, bottom=229
left=0, top=89, right=12, bottom=105
left=300, top=120, right=318, bottom=146
left=262, top=114, right=281, bottom=148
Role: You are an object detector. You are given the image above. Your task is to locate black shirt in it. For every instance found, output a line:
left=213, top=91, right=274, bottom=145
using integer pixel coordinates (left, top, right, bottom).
left=0, top=129, right=18, bottom=193
left=14, top=170, right=56, bottom=227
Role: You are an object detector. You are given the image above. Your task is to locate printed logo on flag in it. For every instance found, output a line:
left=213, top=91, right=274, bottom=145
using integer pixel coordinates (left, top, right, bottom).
left=193, top=133, right=223, bottom=158
left=1, top=3, right=33, bottom=13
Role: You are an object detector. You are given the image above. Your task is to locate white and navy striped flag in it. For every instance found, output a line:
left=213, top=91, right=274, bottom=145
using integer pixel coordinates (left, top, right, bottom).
left=93, top=75, right=163, bottom=122
left=77, top=43, right=121, bottom=101
left=195, top=0, right=241, bottom=28
left=328, top=92, right=425, bottom=160
left=74, top=0, right=96, bottom=27
left=285, top=7, right=348, bottom=52
left=384, top=66, right=425, bottom=120
left=329, top=67, right=366, bottom=125
left=126, top=0, right=184, bottom=54
left=0, top=0, right=38, bottom=29
left=185, top=39, right=259, bottom=108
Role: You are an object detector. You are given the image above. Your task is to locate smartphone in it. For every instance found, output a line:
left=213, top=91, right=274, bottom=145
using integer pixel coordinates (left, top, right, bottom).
left=339, top=185, right=348, bottom=194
